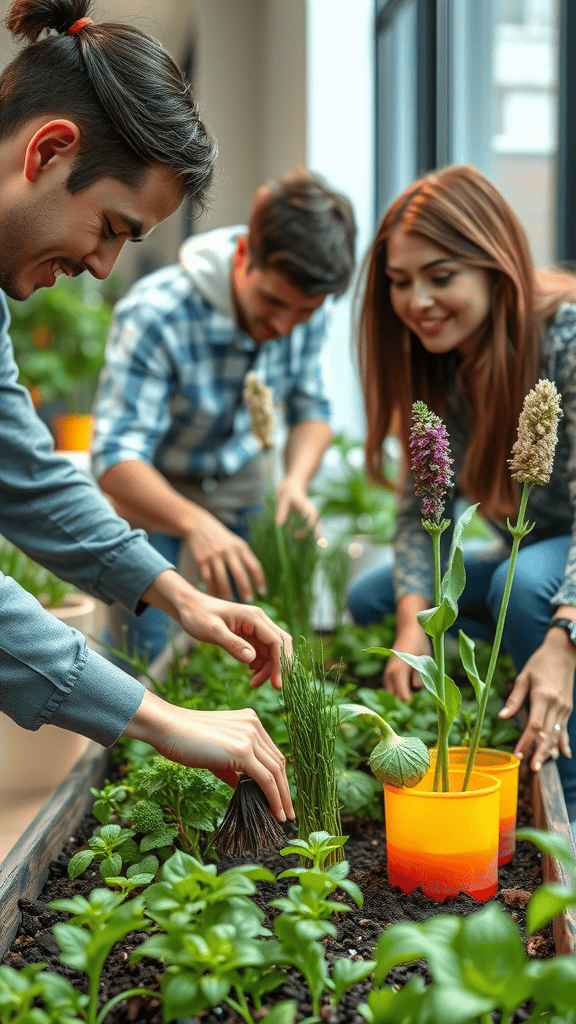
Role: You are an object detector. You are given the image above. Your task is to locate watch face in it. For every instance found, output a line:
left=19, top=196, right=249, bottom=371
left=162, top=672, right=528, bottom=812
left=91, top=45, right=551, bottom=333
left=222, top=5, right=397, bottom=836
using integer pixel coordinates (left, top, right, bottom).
left=569, top=623, right=576, bottom=644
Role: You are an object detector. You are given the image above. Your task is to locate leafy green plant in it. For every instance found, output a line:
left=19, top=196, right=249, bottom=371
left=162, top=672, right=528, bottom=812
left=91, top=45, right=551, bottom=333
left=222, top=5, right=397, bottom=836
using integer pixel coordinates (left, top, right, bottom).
left=66, top=823, right=153, bottom=883
left=271, top=832, right=374, bottom=1023
left=48, top=888, right=156, bottom=1024
left=7, top=276, right=115, bottom=414
left=0, top=961, right=88, bottom=1022
left=89, top=781, right=131, bottom=826
left=137, top=848, right=283, bottom=1024
left=129, top=757, right=230, bottom=858
left=280, top=650, right=342, bottom=855
left=0, top=535, right=78, bottom=608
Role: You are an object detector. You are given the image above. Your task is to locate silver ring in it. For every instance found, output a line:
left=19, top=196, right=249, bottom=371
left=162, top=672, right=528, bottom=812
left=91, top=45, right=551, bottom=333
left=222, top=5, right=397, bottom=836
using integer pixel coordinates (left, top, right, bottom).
left=553, top=723, right=562, bottom=733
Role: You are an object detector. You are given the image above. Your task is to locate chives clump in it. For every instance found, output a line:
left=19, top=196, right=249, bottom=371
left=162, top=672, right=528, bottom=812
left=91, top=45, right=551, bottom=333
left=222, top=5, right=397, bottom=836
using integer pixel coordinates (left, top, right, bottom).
left=249, top=491, right=320, bottom=638
left=281, top=650, right=343, bottom=859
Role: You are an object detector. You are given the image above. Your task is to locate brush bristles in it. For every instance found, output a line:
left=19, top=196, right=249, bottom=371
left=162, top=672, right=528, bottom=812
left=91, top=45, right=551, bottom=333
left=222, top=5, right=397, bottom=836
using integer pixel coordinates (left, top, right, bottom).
left=212, top=775, right=288, bottom=856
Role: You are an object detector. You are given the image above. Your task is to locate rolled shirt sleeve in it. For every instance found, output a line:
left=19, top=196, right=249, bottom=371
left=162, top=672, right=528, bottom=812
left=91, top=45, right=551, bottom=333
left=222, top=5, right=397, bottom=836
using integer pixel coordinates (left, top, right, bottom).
left=0, top=292, right=171, bottom=740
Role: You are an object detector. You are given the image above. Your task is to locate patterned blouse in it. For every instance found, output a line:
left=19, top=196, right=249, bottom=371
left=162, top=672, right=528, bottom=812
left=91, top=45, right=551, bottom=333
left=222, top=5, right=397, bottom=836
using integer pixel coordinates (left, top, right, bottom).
left=393, top=302, right=576, bottom=609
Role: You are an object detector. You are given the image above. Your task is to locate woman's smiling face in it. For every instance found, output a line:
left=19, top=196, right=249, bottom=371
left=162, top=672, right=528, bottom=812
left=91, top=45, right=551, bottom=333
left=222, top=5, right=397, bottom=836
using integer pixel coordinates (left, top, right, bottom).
left=385, top=229, right=492, bottom=355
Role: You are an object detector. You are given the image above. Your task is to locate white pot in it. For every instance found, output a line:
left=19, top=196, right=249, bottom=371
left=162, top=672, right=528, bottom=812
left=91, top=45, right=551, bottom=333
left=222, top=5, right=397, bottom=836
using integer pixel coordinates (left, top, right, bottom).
left=0, top=595, right=97, bottom=862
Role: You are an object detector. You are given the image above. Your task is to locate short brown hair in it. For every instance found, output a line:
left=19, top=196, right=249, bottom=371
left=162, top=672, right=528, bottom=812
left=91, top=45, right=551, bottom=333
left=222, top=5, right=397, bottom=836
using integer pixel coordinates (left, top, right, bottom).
left=247, top=170, right=356, bottom=298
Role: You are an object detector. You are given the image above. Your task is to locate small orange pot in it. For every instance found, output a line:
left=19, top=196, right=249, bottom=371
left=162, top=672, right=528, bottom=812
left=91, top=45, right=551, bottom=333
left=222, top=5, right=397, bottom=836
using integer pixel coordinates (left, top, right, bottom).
left=53, top=413, right=94, bottom=452
left=429, top=747, right=520, bottom=865
left=384, top=769, right=501, bottom=902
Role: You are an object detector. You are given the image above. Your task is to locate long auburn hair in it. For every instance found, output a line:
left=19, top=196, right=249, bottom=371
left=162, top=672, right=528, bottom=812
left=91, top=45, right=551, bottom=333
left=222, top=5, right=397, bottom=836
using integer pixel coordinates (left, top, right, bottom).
left=359, top=164, right=576, bottom=518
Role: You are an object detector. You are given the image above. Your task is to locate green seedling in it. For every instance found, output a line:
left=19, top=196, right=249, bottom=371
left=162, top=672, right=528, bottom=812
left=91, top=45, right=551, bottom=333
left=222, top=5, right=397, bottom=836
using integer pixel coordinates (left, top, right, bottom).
left=0, top=961, right=88, bottom=1022
left=67, top=824, right=142, bottom=882
left=137, top=849, right=283, bottom=1024
left=48, top=888, right=155, bottom=1024
left=89, top=781, right=131, bottom=826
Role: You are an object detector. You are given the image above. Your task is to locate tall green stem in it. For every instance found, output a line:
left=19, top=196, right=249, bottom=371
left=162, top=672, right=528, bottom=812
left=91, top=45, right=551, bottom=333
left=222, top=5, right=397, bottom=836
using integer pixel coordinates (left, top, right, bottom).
left=430, top=528, right=449, bottom=792
left=463, top=482, right=532, bottom=789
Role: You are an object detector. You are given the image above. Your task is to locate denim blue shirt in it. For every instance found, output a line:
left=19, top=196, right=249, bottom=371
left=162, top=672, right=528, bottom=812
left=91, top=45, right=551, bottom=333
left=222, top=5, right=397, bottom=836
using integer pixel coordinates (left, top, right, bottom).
left=393, top=303, right=576, bottom=610
left=90, top=226, right=332, bottom=481
left=0, top=292, right=173, bottom=745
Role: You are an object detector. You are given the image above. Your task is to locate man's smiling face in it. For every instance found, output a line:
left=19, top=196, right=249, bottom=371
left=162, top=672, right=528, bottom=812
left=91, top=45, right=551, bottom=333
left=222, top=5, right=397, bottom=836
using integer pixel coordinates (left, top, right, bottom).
left=0, top=123, right=184, bottom=301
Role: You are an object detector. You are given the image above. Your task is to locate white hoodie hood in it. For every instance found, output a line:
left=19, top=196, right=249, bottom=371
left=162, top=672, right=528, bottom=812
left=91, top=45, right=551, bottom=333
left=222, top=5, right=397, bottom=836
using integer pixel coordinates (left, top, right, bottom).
left=179, top=225, right=246, bottom=320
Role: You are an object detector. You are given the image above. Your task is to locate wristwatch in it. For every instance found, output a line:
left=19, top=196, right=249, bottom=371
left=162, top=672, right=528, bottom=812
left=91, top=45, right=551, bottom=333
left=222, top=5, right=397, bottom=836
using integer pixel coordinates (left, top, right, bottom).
left=547, top=617, right=576, bottom=646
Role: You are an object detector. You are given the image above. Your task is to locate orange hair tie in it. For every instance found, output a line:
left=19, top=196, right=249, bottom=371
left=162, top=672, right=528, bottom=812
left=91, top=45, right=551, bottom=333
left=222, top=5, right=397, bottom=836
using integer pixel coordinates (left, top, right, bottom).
left=68, top=17, right=93, bottom=34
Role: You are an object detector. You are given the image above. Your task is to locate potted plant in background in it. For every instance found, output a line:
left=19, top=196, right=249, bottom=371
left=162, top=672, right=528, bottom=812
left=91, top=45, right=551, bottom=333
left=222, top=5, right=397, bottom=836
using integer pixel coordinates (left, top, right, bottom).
left=7, top=276, right=116, bottom=451
left=0, top=536, right=97, bottom=863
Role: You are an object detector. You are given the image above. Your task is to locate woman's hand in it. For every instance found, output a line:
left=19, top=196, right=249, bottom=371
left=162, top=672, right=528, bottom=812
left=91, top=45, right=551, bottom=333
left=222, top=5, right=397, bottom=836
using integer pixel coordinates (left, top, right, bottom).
left=123, top=690, right=294, bottom=822
left=384, top=624, right=432, bottom=701
left=141, top=569, right=293, bottom=689
left=384, top=593, right=431, bottom=701
left=498, top=629, right=574, bottom=771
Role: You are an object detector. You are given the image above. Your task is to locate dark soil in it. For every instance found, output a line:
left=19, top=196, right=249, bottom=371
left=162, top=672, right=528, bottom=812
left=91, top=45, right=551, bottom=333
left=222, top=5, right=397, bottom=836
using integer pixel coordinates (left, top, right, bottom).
left=2, top=766, right=552, bottom=1024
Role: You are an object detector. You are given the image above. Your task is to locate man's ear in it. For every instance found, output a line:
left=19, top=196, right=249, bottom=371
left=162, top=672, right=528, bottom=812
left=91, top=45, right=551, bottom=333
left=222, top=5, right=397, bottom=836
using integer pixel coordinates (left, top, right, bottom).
left=24, top=120, right=81, bottom=182
left=233, top=236, right=248, bottom=267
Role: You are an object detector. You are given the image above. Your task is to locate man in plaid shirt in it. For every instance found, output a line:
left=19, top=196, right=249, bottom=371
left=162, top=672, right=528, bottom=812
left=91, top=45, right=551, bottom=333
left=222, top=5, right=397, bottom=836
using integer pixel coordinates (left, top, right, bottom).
left=91, top=170, right=356, bottom=664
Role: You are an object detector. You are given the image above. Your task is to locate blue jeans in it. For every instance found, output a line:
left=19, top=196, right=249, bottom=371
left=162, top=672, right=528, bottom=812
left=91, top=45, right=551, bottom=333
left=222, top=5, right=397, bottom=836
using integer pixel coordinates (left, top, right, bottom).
left=347, top=535, right=576, bottom=807
left=105, top=509, right=255, bottom=672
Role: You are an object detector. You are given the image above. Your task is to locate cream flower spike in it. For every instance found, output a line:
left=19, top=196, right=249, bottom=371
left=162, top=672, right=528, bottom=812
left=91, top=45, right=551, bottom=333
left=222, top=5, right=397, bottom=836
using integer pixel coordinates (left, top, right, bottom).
left=243, top=370, right=276, bottom=449
left=509, top=378, right=563, bottom=486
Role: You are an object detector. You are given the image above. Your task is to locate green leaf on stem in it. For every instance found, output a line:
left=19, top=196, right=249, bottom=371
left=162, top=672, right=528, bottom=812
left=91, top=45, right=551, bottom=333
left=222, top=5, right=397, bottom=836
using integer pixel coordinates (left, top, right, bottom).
left=458, top=631, right=486, bottom=703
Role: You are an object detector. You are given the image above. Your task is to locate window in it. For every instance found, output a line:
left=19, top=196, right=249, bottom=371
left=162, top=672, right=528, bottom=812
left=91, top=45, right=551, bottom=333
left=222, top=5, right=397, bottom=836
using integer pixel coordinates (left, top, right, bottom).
left=376, top=0, right=560, bottom=265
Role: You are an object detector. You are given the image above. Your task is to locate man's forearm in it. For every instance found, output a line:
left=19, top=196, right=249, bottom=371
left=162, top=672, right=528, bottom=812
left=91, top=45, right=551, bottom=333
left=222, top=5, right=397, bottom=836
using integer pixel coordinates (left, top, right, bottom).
left=284, top=420, right=333, bottom=489
left=98, top=459, right=205, bottom=537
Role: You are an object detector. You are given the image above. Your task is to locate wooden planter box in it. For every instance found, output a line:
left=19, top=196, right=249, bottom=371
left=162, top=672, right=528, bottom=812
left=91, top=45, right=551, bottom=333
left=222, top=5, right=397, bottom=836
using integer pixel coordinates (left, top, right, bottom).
left=1, top=630, right=575, bottom=963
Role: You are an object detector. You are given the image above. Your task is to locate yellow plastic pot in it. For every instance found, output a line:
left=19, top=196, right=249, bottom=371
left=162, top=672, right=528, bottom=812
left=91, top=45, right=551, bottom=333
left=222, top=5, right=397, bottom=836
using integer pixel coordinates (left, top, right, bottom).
left=384, top=769, right=501, bottom=902
left=429, top=747, right=520, bottom=865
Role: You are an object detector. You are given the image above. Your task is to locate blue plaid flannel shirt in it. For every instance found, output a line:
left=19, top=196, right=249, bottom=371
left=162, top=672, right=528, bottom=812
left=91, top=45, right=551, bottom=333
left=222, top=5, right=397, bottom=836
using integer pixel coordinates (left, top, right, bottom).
left=91, top=228, right=332, bottom=482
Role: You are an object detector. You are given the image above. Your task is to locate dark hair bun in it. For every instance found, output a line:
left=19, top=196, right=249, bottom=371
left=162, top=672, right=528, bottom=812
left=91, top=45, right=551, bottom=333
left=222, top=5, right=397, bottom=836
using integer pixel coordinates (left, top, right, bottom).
left=4, top=0, right=92, bottom=43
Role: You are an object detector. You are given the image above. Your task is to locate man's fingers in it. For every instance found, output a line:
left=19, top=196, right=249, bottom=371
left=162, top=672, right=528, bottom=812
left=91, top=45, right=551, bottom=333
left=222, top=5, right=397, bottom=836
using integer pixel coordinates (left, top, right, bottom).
left=241, top=548, right=267, bottom=596
left=225, top=552, right=254, bottom=603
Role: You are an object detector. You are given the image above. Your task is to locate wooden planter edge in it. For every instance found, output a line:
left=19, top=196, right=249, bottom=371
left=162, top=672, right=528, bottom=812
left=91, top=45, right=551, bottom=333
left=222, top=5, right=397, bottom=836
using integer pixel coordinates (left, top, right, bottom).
left=531, top=759, right=576, bottom=954
left=0, top=739, right=109, bottom=958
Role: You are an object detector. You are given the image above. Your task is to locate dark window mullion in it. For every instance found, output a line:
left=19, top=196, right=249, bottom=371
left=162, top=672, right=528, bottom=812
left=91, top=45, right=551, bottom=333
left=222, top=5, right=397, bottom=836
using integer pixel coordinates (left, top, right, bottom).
left=557, top=0, right=576, bottom=260
left=416, top=0, right=437, bottom=175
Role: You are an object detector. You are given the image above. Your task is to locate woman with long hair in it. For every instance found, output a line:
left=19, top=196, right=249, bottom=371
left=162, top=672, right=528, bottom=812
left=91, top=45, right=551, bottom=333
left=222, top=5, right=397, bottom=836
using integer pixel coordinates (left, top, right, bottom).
left=349, top=164, right=576, bottom=824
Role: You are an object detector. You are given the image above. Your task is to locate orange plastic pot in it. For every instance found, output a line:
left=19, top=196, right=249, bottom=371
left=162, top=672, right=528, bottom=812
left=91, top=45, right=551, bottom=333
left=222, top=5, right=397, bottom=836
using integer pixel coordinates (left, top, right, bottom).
left=429, top=747, right=520, bottom=865
left=384, top=769, right=501, bottom=902
left=53, top=413, right=94, bottom=452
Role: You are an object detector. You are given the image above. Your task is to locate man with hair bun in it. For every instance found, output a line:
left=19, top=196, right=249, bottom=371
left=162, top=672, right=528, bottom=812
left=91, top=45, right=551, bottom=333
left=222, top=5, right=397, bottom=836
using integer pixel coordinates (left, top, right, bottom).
left=91, top=169, right=357, bottom=665
left=0, top=0, right=294, bottom=822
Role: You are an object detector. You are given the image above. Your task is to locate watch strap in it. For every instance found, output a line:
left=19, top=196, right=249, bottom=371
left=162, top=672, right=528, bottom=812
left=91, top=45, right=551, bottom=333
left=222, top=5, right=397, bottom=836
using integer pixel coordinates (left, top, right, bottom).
left=548, top=617, right=576, bottom=642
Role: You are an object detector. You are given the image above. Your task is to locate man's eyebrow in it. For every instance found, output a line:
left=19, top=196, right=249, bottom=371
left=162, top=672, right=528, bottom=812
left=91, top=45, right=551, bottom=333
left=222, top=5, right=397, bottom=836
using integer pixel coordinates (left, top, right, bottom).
left=385, top=257, right=454, bottom=273
left=261, top=290, right=287, bottom=307
left=116, top=213, right=148, bottom=240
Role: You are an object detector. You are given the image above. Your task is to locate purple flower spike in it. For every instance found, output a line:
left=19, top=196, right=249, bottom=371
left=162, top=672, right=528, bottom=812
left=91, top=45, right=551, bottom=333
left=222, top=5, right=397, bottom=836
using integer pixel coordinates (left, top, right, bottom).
left=410, top=401, right=454, bottom=525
